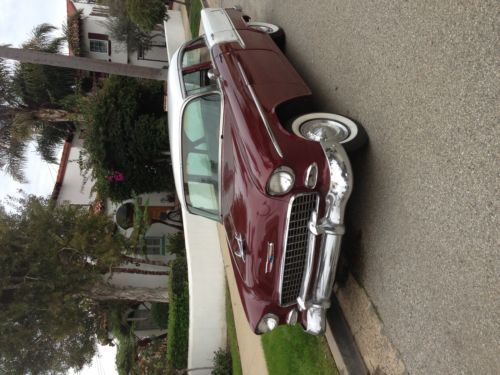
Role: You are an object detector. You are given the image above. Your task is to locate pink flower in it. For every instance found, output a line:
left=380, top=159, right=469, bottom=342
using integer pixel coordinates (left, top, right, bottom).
left=114, top=171, right=124, bottom=182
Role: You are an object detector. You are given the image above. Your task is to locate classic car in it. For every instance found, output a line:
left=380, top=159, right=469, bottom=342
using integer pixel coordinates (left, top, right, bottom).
left=167, top=7, right=367, bottom=335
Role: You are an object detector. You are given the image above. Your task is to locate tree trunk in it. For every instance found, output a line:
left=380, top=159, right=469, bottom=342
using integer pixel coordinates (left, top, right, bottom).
left=90, top=282, right=169, bottom=303
left=0, top=47, right=167, bottom=81
left=32, top=108, right=78, bottom=122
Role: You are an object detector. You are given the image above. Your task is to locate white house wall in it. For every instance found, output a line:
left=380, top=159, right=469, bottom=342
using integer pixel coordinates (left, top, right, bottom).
left=81, top=15, right=129, bottom=64
left=56, top=129, right=95, bottom=206
left=73, top=1, right=168, bottom=69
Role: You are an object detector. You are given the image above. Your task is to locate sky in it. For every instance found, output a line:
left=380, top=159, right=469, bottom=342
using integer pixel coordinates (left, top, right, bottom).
left=0, top=1, right=118, bottom=374
left=0, top=0, right=68, bottom=207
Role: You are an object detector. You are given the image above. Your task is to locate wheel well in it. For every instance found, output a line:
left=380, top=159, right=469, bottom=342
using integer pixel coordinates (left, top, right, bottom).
left=275, top=95, right=315, bottom=131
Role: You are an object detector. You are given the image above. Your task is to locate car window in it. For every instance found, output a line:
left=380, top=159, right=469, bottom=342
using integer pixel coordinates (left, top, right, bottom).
left=183, top=69, right=216, bottom=95
left=181, top=38, right=216, bottom=96
left=182, top=93, right=222, bottom=220
left=182, top=39, right=210, bottom=68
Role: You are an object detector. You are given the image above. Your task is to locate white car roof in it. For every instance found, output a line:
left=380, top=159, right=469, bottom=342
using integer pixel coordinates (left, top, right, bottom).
left=167, top=47, right=186, bottom=207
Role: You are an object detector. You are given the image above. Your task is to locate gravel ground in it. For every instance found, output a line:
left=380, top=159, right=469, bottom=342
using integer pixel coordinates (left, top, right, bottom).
left=216, top=1, right=499, bottom=373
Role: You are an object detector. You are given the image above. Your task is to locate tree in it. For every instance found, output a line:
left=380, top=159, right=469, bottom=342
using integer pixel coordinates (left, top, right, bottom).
left=126, top=0, right=167, bottom=32
left=0, top=24, right=77, bottom=182
left=100, top=0, right=156, bottom=53
left=80, top=76, right=172, bottom=201
left=0, top=196, right=127, bottom=374
left=13, top=24, right=76, bottom=108
left=0, top=19, right=167, bottom=181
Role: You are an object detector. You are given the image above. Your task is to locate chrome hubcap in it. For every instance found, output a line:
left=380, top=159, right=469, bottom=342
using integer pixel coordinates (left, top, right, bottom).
left=300, top=119, right=350, bottom=143
left=251, top=25, right=274, bottom=33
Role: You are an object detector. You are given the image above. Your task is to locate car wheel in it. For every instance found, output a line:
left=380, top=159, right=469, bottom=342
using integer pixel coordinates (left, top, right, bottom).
left=247, top=21, right=285, bottom=51
left=290, top=113, right=368, bottom=153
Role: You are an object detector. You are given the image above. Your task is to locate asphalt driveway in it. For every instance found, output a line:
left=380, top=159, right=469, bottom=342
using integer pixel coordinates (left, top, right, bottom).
left=217, top=1, right=499, bottom=373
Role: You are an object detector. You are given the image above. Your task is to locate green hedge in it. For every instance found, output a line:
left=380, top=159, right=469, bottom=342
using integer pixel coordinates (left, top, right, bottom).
left=151, top=302, right=169, bottom=329
left=166, top=256, right=189, bottom=369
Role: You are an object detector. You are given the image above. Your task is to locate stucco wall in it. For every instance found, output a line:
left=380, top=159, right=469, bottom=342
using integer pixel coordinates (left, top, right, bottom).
left=56, top=129, right=95, bottom=206
left=183, top=211, right=227, bottom=373
left=106, top=262, right=172, bottom=289
left=164, top=10, right=189, bottom=60
left=74, top=1, right=168, bottom=68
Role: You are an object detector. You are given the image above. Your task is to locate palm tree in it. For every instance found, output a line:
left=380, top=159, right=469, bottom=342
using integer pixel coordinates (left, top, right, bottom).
left=0, top=22, right=168, bottom=181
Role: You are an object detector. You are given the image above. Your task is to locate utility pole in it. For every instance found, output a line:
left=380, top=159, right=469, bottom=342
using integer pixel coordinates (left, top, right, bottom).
left=0, top=46, right=168, bottom=81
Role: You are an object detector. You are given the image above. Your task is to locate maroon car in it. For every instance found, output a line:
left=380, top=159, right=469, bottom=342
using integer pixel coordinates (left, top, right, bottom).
left=168, top=7, right=367, bottom=335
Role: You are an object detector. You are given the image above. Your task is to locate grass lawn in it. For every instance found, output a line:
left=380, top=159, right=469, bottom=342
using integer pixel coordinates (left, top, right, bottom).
left=188, top=0, right=203, bottom=37
left=262, top=325, right=338, bottom=375
left=166, top=256, right=189, bottom=370
left=225, top=284, right=243, bottom=375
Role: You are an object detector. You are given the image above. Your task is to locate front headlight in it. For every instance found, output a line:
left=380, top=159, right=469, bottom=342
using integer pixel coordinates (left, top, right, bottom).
left=256, top=313, right=279, bottom=334
left=266, top=166, right=295, bottom=196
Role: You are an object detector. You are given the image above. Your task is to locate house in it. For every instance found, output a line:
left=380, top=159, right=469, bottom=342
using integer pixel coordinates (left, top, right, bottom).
left=51, top=125, right=180, bottom=339
left=66, top=0, right=169, bottom=69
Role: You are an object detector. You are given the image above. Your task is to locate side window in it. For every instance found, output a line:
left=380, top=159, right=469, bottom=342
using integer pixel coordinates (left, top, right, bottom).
left=181, top=93, right=222, bottom=220
left=183, top=69, right=215, bottom=95
left=182, top=40, right=210, bottom=68
left=181, top=38, right=215, bottom=95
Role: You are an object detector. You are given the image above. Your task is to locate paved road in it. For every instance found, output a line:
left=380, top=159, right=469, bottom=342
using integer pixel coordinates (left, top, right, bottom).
left=219, top=1, right=499, bottom=373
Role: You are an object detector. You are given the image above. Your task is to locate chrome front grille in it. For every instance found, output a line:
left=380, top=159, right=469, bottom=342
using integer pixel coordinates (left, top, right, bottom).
left=280, top=193, right=318, bottom=306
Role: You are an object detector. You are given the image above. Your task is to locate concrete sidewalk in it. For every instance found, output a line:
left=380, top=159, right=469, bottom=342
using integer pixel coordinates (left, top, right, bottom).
left=217, top=225, right=269, bottom=375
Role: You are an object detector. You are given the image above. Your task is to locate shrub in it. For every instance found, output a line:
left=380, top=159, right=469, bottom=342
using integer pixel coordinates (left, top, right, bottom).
left=81, top=76, right=172, bottom=201
left=166, top=232, right=186, bottom=257
left=126, top=0, right=166, bottom=32
left=166, top=256, right=189, bottom=369
left=212, top=349, right=232, bottom=375
left=151, top=302, right=169, bottom=329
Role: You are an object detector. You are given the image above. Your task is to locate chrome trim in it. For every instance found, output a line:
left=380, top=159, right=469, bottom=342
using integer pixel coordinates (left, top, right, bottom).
left=234, top=232, right=245, bottom=260
left=304, top=162, right=318, bottom=189
left=296, top=210, right=318, bottom=311
left=286, top=309, right=299, bottom=325
left=266, top=166, right=295, bottom=196
left=302, top=141, right=353, bottom=335
left=256, top=313, right=279, bottom=334
left=236, top=61, right=284, bottom=158
left=278, top=193, right=319, bottom=306
left=265, top=242, right=274, bottom=273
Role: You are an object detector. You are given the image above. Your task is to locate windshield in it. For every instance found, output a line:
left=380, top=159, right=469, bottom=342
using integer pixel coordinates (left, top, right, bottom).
left=181, top=93, right=222, bottom=220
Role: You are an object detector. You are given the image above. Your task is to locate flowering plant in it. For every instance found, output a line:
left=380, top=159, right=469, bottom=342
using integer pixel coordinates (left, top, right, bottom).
left=106, top=171, right=125, bottom=183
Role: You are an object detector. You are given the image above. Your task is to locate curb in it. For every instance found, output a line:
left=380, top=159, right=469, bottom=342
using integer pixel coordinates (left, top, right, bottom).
left=334, top=275, right=408, bottom=375
left=326, top=296, right=368, bottom=375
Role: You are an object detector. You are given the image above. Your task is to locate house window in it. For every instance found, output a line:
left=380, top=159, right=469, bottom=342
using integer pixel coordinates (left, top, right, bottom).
left=143, top=236, right=165, bottom=255
left=90, top=39, right=108, bottom=53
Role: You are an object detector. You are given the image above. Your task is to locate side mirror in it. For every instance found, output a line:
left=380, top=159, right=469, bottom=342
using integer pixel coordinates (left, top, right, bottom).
left=207, top=68, right=219, bottom=82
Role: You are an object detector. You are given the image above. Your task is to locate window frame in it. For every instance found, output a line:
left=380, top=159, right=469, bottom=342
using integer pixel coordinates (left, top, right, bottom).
left=139, top=235, right=166, bottom=255
left=178, top=36, right=216, bottom=98
left=89, top=39, right=108, bottom=54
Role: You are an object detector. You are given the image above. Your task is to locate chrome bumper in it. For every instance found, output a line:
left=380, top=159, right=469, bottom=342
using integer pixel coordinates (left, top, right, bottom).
left=296, top=140, right=353, bottom=335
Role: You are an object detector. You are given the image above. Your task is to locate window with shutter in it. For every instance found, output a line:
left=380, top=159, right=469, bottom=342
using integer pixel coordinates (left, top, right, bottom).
left=142, top=236, right=165, bottom=255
